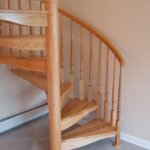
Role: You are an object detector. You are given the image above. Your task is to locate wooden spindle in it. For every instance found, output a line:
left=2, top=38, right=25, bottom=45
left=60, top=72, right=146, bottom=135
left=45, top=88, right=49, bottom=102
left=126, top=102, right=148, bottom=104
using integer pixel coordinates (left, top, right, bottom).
left=0, top=22, right=2, bottom=35
left=70, top=21, right=74, bottom=84
left=96, top=41, right=102, bottom=119
left=40, top=1, right=44, bottom=56
left=45, top=0, right=62, bottom=149
left=0, top=1, right=2, bottom=35
left=0, top=2, right=2, bottom=55
left=29, top=0, right=33, bottom=35
left=79, top=27, right=84, bottom=100
left=117, top=65, right=122, bottom=124
left=60, top=14, right=65, bottom=82
left=110, top=56, right=116, bottom=127
left=115, top=64, right=122, bottom=148
left=104, top=47, right=109, bottom=123
left=88, top=33, right=94, bottom=101
left=18, top=0, right=22, bottom=35
left=18, top=0, right=23, bottom=35
left=18, top=0, right=23, bottom=56
left=8, top=0, right=13, bottom=56
left=70, top=21, right=75, bottom=98
left=29, top=0, right=33, bottom=57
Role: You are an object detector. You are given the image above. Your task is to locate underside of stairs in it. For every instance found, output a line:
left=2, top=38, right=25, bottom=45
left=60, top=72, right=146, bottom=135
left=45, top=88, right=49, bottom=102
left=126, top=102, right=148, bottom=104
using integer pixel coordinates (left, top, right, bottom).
left=0, top=0, right=125, bottom=150
left=12, top=68, right=73, bottom=103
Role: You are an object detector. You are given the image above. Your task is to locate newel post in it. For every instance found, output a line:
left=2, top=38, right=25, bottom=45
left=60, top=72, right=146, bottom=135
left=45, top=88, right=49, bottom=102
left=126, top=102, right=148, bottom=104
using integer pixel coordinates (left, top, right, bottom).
left=46, top=0, right=62, bottom=150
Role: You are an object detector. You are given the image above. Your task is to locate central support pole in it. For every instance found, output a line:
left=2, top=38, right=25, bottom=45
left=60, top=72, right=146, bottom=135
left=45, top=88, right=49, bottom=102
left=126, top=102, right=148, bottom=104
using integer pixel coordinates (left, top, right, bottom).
left=46, top=0, right=62, bottom=150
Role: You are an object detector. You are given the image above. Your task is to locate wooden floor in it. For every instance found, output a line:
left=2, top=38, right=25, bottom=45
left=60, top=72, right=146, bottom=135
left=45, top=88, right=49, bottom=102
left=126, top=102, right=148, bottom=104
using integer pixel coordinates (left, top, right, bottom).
left=0, top=117, right=146, bottom=150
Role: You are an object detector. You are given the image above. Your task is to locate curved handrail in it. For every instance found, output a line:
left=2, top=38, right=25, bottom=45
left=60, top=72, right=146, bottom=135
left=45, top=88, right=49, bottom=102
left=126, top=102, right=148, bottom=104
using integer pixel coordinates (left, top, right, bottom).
left=58, top=7, right=125, bottom=66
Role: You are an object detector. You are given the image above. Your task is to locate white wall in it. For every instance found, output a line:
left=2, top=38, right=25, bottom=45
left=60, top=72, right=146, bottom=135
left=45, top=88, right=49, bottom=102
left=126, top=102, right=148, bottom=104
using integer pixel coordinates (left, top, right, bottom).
left=60, top=0, right=150, bottom=142
left=0, top=65, right=46, bottom=119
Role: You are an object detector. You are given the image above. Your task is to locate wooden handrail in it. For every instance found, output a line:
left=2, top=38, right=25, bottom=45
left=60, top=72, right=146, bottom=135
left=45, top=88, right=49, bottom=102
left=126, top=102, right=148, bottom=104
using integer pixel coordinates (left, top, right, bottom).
left=58, top=7, right=125, bottom=66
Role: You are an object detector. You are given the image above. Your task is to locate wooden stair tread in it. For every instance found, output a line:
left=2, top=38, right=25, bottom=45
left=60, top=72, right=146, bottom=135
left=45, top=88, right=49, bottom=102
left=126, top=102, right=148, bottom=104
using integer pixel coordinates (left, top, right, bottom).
left=61, top=99, right=97, bottom=131
left=0, top=55, right=46, bottom=72
left=0, top=36, right=46, bottom=51
left=63, top=120, right=116, bottom=139
left=12, top=69, right=73, bottom=103
left=0, top=10, right=47, bottom=27
left=62, top=120, right=116, bottom=149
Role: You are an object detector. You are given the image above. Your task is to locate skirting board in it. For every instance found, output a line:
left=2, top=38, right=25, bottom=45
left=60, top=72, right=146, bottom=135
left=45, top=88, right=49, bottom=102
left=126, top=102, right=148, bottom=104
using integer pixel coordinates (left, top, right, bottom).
left=79, top=117, right=150, bottom=150
left=121, top=133, right=150, bottom=150
left=0, top=104, right=48, bottom=134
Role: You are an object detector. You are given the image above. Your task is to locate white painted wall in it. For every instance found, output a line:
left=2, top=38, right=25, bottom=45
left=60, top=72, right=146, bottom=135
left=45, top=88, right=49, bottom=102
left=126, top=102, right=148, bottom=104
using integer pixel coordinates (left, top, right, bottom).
left=0, top=65, right=46, bottom=119
left=60, top=0, right=150, bottom=142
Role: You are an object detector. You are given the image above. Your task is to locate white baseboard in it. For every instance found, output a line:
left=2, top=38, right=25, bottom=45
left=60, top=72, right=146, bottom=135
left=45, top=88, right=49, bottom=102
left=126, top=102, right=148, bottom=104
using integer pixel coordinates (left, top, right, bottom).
left=121, top=132, right=150, bottom=150
left=0, top=105, right=48, bottom=134
left=79, top=117, right=150, bottom=149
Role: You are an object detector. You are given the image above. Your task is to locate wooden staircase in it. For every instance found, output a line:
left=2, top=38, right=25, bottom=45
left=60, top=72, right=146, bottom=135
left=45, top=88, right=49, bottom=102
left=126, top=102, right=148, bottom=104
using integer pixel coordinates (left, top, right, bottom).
left=0, top=0, right=125, bottom=150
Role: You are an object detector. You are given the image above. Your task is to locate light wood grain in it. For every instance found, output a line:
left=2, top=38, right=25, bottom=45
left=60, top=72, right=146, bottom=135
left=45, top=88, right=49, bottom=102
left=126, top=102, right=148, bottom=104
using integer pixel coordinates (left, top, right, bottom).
left=60, top=14, right=65, bottom=83
left=114, top=64, right=123, bottom=148
left=0, top=55, right=46, bottom=72
left=79, top=27, right=84, bottom=100
left=104, top=47, right=109, bottom=123
left=0, top=36, right=46, bottom=51
left=70, top=21, right=74, bottom=84
left=96, top=41, right=102, bottom=119
left=110, top=56, right=116, bottom=127
left=45, top=0, right=62, bottom=149
left=61, top=99, right=97, bottom=131
left=0, top=10, right=47, bottom=27
left=7, top=0, right=13, bottom=56
left=62, top=120, right=116, bottom=150
left=70, top=21, right=75, bottom=99
left=88, top=34, right=94, bottom=101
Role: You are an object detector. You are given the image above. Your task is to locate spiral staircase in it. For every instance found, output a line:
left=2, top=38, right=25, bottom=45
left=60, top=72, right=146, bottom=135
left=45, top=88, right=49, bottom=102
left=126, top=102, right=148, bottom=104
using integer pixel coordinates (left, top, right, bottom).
left=0, top=0, right=125, bottom=149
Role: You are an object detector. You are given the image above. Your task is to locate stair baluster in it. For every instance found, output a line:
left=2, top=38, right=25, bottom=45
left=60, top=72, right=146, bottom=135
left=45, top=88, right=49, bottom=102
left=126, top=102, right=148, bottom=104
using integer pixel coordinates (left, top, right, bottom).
left=79, top=27, right=84, bottom=100
left=110, top=56, right=116, bottom=127
left=8, top=0, right=13, bottom=56
left=0, top=1, right=2, bottom=36
left=70, top=21, right=75, bottom=98
left=70, top=21, right=74, bottom=84
left=60, top=14, right=65, bottom=82
left=88, top=33, right=94, bottom=101
left=29, top=0, right=33, bottom=57
left=115, top=64, right=122, bottom=148
left=96, top=41, right=102, bottom=119
left=18, top=0, right=23, bottom=56
left=104, top=47, right=109, bottom=123
left=40, top=1, right=45, bottom=56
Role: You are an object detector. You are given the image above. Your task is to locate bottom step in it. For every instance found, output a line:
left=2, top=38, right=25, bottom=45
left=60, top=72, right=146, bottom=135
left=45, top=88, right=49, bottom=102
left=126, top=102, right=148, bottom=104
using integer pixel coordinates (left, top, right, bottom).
left=62, top=120, right=116, bottom=150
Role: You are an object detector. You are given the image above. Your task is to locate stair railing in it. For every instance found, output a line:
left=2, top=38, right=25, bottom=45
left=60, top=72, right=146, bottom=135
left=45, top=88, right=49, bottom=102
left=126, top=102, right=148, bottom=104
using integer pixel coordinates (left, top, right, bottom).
left=58, top=7, right=125, bottom=147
